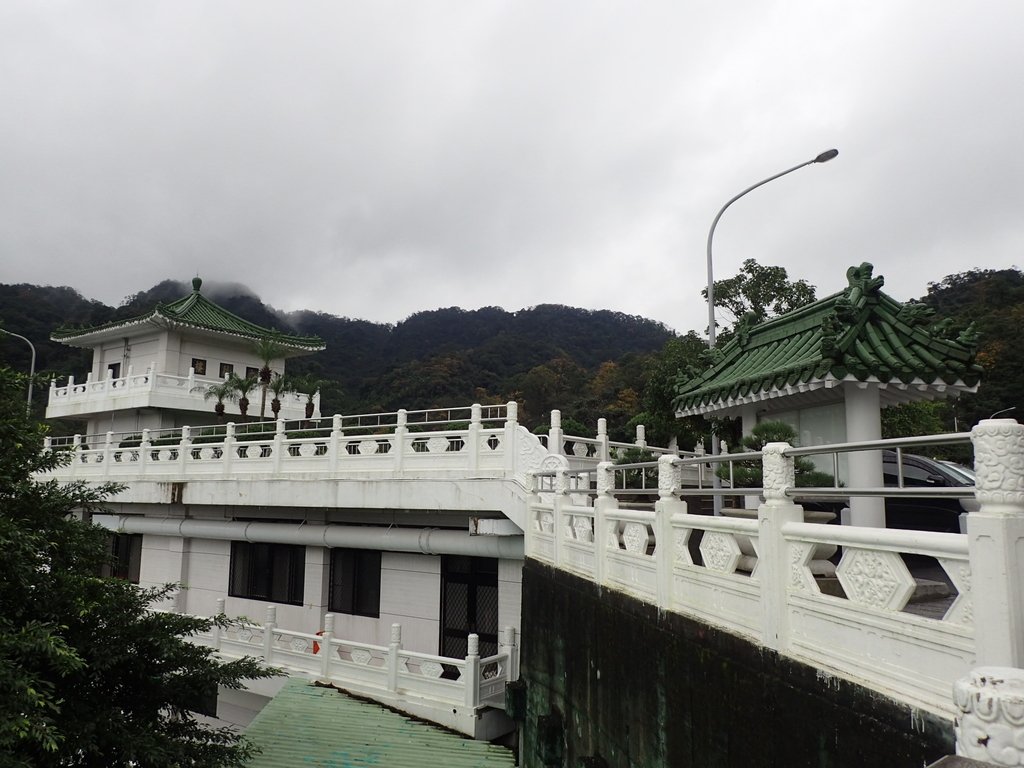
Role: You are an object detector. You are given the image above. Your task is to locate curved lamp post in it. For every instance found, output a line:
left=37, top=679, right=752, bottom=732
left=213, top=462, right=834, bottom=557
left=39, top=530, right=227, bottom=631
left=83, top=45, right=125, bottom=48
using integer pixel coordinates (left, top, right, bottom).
left=1, top=328, right=36, bottom=413
left=705, top=148, right=838, bottom=512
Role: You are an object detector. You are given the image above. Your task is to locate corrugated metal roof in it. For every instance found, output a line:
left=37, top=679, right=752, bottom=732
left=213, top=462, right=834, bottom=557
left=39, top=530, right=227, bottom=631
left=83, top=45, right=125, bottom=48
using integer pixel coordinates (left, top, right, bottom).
left=244, top=679, right=516, bottom=768
left=674, top=262, right=982, bottom=415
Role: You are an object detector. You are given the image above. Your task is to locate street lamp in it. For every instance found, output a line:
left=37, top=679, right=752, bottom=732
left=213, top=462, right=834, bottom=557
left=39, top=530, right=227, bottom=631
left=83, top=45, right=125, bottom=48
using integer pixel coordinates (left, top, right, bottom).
left=704, top=148, right=838, bottom=512
left=706, top=148, right=838, bottom=348
left=0, top=328, right=36, bottom=413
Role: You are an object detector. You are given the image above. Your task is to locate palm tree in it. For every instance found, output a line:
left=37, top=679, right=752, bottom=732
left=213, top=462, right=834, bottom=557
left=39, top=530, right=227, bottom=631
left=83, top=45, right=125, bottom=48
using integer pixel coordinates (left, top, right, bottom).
left=228, top=373, right=259, bottom=420
left=268, top=373, right=294, bottom=420
left=253, top=336, right=288, bottom=419
left=292, top=375, right=325, bottom=420
left=203, top=380, right=238, bottom=423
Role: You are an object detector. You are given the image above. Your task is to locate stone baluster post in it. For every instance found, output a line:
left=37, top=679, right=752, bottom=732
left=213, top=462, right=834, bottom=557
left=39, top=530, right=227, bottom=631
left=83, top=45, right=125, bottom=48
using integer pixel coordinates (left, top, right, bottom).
left=464, top=633, right=481, bottom=708
left=958, top=438, right=1024, bottom=758
left=71, top=434, right=82, bottom=478
left=387, top=623, right=402, bottom=693
left=320, top=613, right=335, bottom=680
left=635, top=424, right=647, bottom=450
left=756, top=442, right=803, bottom=652
left=553, top=468, right=569, bottom=569
left=504, top=401, right=519, bottom=475
left=147, top=363, right=157, bottom=392
left=263, top=605, right=276, bottom=664
left=329, top=414, right=343, bottom=473
left=655, top=455, right=684, bottom=610
left=499, top=626, right=519, bottom=681
left=968, top=419, right=1024, bottom=667
left=467, top=403, right=482, bottom=472
left=48, top=378, right=56, bottom=405
left=594, top=461, right=617, bottom=587
left=597, top=418, right=610, bottom=463
left=211, top=598, right=225, bottom=652
left=394, top=409, right=407, bottom=473
left=103, top=431, right=113, bottom=477
left=549, top=410, right=564, bottom=457
left=271, top=419, right=285, bottom=473
left=187, top=366, right=195, bottom=393
left=140, top=428, right=151, bottom=471
left=223, top=422, right=235, bottom=475
left=179, top=425, right=191, bottom=470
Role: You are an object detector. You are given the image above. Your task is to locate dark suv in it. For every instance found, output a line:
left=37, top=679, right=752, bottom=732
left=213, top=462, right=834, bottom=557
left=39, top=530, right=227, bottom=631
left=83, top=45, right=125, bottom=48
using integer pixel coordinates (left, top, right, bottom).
left=881, top=450, right=975, bottom=534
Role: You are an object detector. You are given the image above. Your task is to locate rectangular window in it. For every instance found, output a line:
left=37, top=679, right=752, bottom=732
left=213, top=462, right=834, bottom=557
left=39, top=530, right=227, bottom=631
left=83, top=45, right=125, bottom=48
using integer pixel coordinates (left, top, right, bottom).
left=191, top=358, right=207, bottom=376
left=245, top=366, right=260, bottom=380
left=229, top=542, right=305, bottom=605
left=102, top=533, right=142, bottom=583
left=219, top=362, right=234, bottom=379
left=329, top=549, right=381, bottom=618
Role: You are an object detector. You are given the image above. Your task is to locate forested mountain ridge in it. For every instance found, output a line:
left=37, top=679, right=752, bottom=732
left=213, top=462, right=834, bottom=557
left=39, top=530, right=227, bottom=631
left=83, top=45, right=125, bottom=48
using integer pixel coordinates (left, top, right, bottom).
left=0, top=280, right=674, bottom=435
left=3, top=266, right=1022, bottom=444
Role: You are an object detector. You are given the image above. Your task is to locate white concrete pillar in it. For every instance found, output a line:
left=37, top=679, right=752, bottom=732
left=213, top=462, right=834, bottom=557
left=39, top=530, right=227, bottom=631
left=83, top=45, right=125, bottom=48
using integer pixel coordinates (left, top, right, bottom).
left=843, top=383, right=885, bottom=527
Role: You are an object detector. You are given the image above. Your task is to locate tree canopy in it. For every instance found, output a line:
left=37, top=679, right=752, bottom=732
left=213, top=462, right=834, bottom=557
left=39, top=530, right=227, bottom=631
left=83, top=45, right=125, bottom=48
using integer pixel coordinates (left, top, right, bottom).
left=703, top=258, right=817, bottom=332
left=0, top=366, right=274, bottom=766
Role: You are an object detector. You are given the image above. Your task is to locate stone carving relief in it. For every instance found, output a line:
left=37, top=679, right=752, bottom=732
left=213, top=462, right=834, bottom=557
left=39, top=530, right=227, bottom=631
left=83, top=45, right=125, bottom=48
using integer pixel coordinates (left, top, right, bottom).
left=789, top=542, right=816, bottom=592
left=699, top=531, right=741, bottom=574
left=835, top=548, right=915, bottom=611
left=420, top=661, right=445, bottom=679
left=955, top=667, right=1024, bottom=766
left=572, top=515, right=594, bottom=543
left=939, top=557, right=974, bottom=626
left=358, top=439, right=378, bottom=456
left=621, top=522, right=649, bottom=554
left=350, top=648, right=373, bottom=666
left=674, top=529, right=693, bottom=566
left=971, top=420, right=1024, bottom=510
left=761, top=443, right=794, bottom=501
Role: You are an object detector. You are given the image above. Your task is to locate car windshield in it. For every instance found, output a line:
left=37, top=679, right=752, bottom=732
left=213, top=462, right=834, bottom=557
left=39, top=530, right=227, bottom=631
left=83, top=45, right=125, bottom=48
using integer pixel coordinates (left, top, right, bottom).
left=939, top=460, right=975, bottom=484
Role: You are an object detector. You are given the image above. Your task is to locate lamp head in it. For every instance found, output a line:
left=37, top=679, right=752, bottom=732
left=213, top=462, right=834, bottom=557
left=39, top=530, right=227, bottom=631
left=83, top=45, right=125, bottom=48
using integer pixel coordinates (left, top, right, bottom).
left=814, top=149, right=839, bottom=163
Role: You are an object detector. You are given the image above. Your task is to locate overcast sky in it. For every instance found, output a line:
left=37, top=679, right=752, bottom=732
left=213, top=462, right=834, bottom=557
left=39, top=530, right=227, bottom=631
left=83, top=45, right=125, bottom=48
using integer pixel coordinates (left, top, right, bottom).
left=1, top=2, right=1021, bottom=336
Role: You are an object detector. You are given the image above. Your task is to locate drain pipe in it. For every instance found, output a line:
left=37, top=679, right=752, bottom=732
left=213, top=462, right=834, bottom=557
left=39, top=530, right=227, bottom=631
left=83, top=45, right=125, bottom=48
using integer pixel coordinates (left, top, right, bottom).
left=92, top=515, right=525, bottom=559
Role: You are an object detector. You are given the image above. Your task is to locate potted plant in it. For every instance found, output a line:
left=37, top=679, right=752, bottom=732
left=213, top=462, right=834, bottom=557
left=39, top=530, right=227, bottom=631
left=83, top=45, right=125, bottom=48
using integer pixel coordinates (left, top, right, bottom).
left=253, top=335, right=288, bottom=419
left=203, top=380, right=238, bottom=423
left=228, top=373, right=259, bottom=420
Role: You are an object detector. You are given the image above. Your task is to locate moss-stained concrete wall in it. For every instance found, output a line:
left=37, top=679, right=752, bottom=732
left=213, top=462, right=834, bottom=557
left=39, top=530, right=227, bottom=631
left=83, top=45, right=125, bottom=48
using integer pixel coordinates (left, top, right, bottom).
left=518, top=560, right=953, bottom=768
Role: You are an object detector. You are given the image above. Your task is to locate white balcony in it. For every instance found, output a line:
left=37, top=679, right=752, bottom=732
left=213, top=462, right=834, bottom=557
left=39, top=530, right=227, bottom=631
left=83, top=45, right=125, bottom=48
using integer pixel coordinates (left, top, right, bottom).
left=46, top=367, right=316, bottom=422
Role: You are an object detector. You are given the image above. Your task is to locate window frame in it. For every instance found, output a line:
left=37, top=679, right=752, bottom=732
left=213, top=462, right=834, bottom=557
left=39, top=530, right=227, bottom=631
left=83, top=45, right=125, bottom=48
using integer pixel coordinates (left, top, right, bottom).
left=219, top=362, right=234, bottom=379
left=229, top=541, right=305, bottom=606
left=191, top=358, right=207, bottom=376
left=329, top=548, right=382, bottom=618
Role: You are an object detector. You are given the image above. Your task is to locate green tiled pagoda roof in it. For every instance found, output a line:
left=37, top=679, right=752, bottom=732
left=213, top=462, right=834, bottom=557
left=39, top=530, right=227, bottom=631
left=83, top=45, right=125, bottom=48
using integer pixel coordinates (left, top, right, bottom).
left=674, top=263, right=982, bottom=416
left=51, top=277, right=324, bottom=352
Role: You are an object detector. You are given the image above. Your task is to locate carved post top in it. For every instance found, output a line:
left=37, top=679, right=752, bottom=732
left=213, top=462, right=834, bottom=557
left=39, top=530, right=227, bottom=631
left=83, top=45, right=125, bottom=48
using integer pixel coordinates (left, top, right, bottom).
left=215, top=597, right=226, bottom=615
left=225, top=422, right=235, bottom=438
left=597, top=418, right=607, bottom=436
left=762, top=442, right=795, bottom=502
left=105, top=431, right=114, bottom=446
left=554, top=468, right=569, bottom=495
left=390, top=622, right=402, bottom=644
left=264, top=605, right=276, bottom=625
left=506, top=401, right=518, bottom=424
left=595, top=461, right=615, bottom=495
left=657, top=454, right=682, bottom=498
left=971, top=419, right=1024, bottom=513
left=323, top=612, right=335, bottom=633
left=954, top=666, right=1024, bottom=765
left=635, top=424, right=647, bottom=448
left=550, top=409, right=561, bottom=429
left=181, top=425, right=191, bottom=442
left=275, top=419, right=285, bottom=435
left=501, top=626, right=517, bottom=646
left=332, top=414, right=342, bottom=432
left=470, top=403, right=482, bottom=424
left=140, top=429, right=151, bottom=446
left=467, top=633, right=479, bottom=657
left=396, top=409, right=407, bottom=426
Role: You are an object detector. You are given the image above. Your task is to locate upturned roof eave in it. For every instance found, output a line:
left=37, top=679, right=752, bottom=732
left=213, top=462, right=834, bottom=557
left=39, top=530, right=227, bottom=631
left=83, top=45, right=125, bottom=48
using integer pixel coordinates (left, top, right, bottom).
left=674, top=372, right=980, bottom=418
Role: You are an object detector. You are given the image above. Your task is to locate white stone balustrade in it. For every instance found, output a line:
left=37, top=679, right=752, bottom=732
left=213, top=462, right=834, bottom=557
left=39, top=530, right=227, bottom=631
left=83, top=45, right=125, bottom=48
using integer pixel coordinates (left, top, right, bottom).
left=526, top=423, right=1024, bottom=725
left=190, top=598, right=517, bottom=736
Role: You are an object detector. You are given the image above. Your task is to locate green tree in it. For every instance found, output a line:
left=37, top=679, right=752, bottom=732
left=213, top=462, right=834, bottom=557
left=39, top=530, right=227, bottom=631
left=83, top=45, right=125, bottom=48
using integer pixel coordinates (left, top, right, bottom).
left=268, top=373, right=294, bottom=419
left=630, top=333, right=709, bottom=449
left=0, top=367, right=274, bottom=766
left=722, top=420, right=835, bottom=488
left=203, top=378, right=238, bottom=422
left=703, top=258, right=817, bottom=332
left=228, top=373, right=259, bottom=420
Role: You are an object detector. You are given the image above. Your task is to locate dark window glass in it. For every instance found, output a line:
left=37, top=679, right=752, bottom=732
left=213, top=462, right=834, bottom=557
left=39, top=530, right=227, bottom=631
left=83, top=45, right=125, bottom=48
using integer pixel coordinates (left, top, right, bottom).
left=229, top=541, right=305, bottom=605
left=107, top=362, right=121, bottom=379
left=329, top=549, right=381, bottom=618
left=103, top=533, right=142, bottom=583
left=219, top=362, right=234, bottom=379
left=245, top=366, right=260, bottom=380
left=191, top=358, right=207, bottom=376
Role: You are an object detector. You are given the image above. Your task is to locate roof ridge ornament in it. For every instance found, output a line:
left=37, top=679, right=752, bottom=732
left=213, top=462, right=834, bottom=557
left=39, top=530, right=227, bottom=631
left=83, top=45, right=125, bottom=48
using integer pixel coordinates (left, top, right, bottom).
left=192, top=276, right=202, bottom=293
left=896, top=302, right=935, bottom=327
left=845, top=262, right=885, bottom=297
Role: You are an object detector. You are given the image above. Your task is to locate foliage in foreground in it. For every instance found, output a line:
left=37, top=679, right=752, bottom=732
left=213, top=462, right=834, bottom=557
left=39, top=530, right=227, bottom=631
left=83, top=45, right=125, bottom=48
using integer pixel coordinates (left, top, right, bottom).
left=0, top=367, right=276, bottom=767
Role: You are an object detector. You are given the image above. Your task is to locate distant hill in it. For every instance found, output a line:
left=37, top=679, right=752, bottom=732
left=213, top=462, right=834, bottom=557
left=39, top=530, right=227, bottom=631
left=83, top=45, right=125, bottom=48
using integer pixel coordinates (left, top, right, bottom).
left=0, top=279, right=674, bottom=432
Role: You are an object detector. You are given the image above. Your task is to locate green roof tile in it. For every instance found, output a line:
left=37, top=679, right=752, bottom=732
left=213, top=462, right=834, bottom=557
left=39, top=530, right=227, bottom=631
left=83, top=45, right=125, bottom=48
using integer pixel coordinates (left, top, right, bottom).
left=51, top=277, right=324, bottom=352
left=244, top=679, right=516, bottom=768
left=674, top=263, right=982, bottom=415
